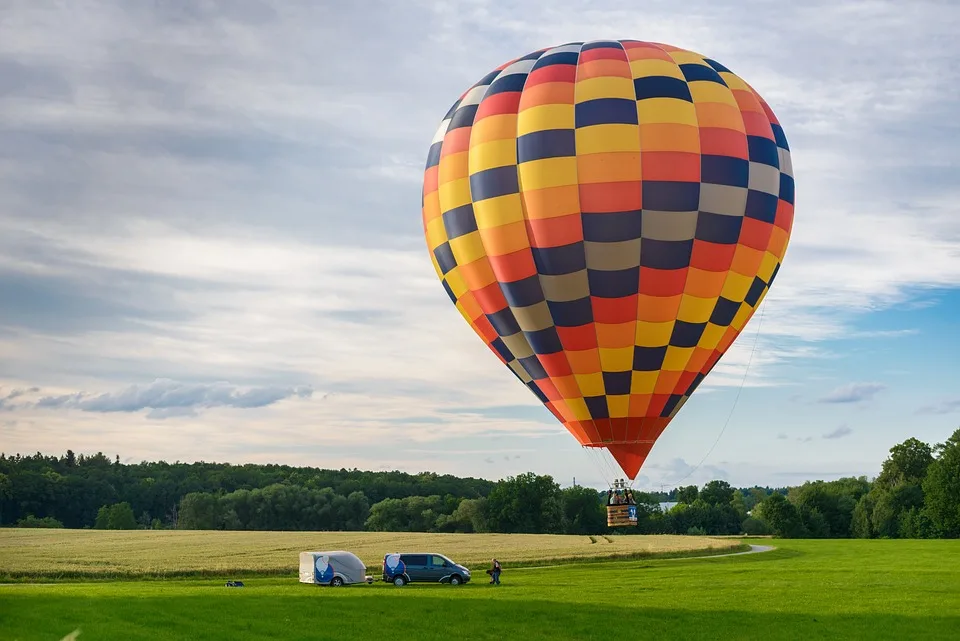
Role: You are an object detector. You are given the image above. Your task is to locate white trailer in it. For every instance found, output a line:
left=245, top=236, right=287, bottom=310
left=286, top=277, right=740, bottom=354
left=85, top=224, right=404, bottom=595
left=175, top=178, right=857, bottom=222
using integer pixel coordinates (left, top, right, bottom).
left=298, top=550, right=373, bottom=587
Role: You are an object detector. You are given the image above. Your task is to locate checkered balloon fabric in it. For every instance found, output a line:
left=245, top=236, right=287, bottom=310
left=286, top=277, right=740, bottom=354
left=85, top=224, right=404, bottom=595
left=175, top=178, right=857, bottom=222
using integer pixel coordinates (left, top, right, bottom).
left=421, top=40, right=795, bottom=479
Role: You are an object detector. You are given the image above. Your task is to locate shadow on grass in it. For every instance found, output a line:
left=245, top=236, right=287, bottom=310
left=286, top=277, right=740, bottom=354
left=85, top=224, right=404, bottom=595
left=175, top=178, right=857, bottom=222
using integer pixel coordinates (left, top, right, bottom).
left=1, top=591, right=956, bottom=641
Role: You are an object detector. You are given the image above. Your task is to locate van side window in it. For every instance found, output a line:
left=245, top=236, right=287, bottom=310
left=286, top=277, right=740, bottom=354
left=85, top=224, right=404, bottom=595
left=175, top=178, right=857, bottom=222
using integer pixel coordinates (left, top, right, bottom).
left=402, top=554, right=428, bottom=566
left=430, top=555, right=447, bottom=567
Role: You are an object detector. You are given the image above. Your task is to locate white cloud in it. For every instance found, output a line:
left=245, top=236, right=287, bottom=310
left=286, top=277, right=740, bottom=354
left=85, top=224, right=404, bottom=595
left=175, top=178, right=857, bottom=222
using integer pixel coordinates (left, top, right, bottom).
left=823, top=425, right=854, bottom=440
left=29, top=378, right=313, bottom=416
left=917, top=399, right=960, bottom=415
left=819, top=383, right=887, bottom=404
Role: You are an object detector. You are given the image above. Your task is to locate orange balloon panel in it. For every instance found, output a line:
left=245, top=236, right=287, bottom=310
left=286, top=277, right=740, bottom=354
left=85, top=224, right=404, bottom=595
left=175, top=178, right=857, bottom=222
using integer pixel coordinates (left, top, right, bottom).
left=422, top=40, right=795, bottom=480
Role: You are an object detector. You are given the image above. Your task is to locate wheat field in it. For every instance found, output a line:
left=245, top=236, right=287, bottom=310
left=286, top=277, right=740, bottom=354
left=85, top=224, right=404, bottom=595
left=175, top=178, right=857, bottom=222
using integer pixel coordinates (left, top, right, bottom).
left=0, top=529, right=743, bottom=578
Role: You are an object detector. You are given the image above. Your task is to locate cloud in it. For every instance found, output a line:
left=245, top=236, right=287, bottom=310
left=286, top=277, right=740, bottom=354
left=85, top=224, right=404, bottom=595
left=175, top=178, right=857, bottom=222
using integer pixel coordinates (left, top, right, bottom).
left=642, top=457, right=731, bottom=488
left=846, top=329, right=920, bottom=339
left=823, top=425, right=854, bottom=440
left=0, top=387, right=40, bottom=411
left=917, top=399, right=960, bottom=415
left=31, top=379, right=313, bottom=419
left=819, top=383, right=887, bottom=404
left=777, top=433, right=789, bottom=440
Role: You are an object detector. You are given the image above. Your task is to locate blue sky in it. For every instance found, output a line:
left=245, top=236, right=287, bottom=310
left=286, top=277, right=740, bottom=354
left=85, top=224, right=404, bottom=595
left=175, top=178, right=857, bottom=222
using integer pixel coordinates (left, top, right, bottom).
left=1, top=0, right=958, bottom=490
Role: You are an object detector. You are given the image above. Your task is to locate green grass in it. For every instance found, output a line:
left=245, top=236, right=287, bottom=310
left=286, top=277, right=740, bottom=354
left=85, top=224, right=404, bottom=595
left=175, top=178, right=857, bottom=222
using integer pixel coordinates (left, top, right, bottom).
left=1, top=539, right=958, bottom=640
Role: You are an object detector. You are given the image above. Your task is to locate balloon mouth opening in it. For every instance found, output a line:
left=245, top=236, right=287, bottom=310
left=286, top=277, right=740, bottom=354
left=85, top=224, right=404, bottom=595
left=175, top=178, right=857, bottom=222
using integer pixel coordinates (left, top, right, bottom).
left=584, top=442, right=655, bottom=481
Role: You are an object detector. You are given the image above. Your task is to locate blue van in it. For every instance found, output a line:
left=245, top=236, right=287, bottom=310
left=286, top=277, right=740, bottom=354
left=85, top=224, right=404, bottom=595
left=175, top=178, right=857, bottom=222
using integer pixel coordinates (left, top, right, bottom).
left=381, top=552, right=471, bottom=586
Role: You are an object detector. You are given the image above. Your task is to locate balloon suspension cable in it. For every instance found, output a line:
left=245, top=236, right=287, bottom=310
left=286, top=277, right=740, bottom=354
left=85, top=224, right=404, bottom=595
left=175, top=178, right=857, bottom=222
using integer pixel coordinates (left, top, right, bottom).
left=655, top=300, right=768, bottom=490
left=584, top=445, right=618, bottom=488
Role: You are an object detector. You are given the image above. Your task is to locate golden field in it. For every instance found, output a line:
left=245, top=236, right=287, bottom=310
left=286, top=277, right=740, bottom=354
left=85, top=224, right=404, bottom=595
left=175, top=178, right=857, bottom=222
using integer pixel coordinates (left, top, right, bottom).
left=0, top=529, right=744, bottom=578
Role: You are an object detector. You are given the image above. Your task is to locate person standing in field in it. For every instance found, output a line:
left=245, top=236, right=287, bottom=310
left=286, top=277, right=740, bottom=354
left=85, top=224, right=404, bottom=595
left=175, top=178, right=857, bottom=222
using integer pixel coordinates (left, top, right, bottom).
left=489, top=558, right=501, bottom=585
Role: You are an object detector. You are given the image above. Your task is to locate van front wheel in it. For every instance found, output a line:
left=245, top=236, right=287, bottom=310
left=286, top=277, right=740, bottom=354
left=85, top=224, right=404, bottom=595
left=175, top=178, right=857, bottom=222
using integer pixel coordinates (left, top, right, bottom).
left=450, top=575, right=462, bottom=586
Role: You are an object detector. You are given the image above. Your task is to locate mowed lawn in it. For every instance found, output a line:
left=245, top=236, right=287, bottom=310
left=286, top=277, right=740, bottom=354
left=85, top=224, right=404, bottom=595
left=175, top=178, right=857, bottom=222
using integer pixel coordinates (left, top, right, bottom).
left=1, top=539, right=958, bottom=640
left=0, top=529, right=742, bottom=579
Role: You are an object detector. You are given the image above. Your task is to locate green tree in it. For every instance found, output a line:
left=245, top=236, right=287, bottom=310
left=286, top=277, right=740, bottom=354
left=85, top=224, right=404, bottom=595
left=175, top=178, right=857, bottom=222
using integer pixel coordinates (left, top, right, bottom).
left=343, top=491, right=371, bottom=531
left=93, top=502, right=138, bottom=530
left=662, top=499, right=741, bottom=536
left=177, top=492, right=223, bottom=530
left=364, top=498, right=404, bottom=531
left=742, top=516, right=772, bottom=535
left=0, top=472, right=11, bottom=525
left=854, top=438, right=935, bottom=539
left=632, top=492, right=667, bottom=534
left=675, top=485, right=699, bottom=504
left=365, top=495, right=447, bottom=532
left=94, top=505, right=110, bottom=530
left=789, top=480, right=861, bottom=537
left=700, top=480, right=734, bottom=506
left=851, top=494, right=875, bottom=538
left=757, top=493, right=806, bottom=538
left=922, top=428, right=960, bottom=538
left=436, top=497, right=488, bottom=533
left=898, top=506, right=935, bottom=539
left=484, top=473, right=564, bottom=534
left=876, top=438, right=934, bottom=487
left=106, top=502, right=138, bottom=529
left=871, top=483, right=925, bottom=538
left=16, top=515, right=64, bottom=528
left=560, top=486, right=606, bottom=535
left=745, top=488, right=769, bottom=512
left=731, top=491, right=748, bottom=519
left=799, top=506, right=830, bottom=537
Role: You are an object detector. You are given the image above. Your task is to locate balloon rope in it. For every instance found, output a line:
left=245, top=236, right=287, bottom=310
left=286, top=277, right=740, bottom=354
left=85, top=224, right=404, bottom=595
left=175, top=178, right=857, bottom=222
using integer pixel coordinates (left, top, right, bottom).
left=584, top=446, right=613, bottom=487
left=583, top=446, right=601, bottom=484
left=655, top=300, right=768, bottom=489
left=598, top=445, right=622, bottom=487
left=595, top=446, right=618, bottom=485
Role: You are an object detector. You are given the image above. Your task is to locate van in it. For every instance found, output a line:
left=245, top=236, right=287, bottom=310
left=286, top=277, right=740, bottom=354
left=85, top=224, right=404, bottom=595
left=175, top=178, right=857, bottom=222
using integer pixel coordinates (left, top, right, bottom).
left=299, top=550, right=373, bottom=587
left=381, top=552, right=471, bottom=586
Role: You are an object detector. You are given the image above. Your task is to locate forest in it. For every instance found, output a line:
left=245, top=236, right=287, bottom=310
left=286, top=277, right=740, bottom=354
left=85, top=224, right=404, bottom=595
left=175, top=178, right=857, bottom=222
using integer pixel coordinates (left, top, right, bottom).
left=2, top=428, right=957, bottom=538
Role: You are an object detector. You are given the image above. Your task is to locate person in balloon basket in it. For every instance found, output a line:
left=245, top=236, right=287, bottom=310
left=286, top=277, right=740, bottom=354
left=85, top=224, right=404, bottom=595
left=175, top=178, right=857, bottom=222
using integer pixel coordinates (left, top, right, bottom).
left=486, top=558, right=501, bottom=585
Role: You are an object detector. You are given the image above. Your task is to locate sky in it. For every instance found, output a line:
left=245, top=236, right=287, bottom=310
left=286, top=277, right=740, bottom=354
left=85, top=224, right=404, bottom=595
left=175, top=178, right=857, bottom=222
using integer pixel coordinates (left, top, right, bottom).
left=1, top=0, right=958, bottom=491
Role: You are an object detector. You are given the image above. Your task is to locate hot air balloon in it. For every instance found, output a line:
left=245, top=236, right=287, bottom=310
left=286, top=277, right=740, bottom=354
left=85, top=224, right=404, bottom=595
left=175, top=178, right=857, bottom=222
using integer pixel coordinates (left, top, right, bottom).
left=421, top=40, right=794, bottom=519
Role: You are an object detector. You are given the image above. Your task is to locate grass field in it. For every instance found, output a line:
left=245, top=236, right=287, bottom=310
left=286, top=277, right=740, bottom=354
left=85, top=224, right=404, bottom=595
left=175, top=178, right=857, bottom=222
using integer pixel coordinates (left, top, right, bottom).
left=0, top=529, right=744, bottom=580
left=1, top=535, right=958, bottom=640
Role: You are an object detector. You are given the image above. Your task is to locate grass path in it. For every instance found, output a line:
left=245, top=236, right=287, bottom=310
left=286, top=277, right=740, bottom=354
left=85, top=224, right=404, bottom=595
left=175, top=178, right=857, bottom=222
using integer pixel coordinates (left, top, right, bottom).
left=679, top=543, right=776, bottom=558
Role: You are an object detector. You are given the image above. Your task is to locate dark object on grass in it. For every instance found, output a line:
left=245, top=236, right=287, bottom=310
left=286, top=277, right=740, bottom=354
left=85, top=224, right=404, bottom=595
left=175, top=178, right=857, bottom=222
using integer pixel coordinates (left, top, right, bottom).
left=225, top=581, right=245, bottom=587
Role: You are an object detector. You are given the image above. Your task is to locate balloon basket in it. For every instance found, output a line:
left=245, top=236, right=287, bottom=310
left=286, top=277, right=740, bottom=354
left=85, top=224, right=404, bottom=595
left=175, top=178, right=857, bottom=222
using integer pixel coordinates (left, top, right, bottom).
left=606, top=504, right=638, bottom=528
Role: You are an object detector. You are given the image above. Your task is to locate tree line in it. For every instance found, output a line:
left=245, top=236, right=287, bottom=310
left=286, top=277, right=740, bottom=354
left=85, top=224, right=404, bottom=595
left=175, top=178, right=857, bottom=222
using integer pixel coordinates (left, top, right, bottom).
left=1, top=428, right=956, bottom=538
left=753, top=429, right=960, bottom=539
left=0, top=452, right=496, bottom=530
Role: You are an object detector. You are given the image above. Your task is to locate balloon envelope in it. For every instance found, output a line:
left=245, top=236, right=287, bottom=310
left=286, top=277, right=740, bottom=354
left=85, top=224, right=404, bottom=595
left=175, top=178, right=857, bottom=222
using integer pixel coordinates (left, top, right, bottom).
left=421, top=40, right=794, bottom=479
